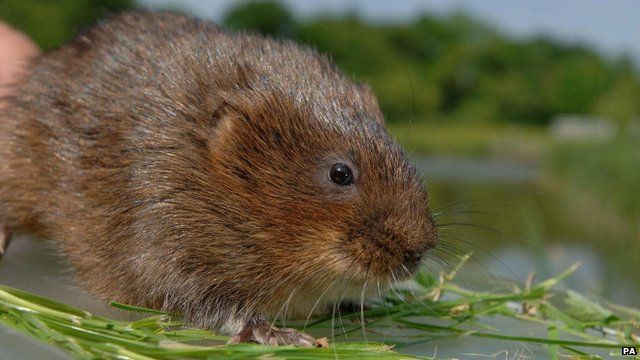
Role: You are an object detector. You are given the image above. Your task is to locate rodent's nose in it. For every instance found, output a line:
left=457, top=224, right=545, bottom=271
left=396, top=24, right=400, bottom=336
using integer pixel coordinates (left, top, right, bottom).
left=401, top=250, right=424, bottom=275
left=401, top=229, right=437, bottom=275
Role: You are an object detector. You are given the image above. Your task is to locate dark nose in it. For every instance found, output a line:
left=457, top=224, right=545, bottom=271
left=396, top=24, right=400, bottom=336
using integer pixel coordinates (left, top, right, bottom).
left=402, top=251, right=424, bottom=274
left=403, top=217, right=437, bottom=273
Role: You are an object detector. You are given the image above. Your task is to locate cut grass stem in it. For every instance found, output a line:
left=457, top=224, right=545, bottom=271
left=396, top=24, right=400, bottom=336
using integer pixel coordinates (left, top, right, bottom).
left=0, top=257, right=638, bottom=359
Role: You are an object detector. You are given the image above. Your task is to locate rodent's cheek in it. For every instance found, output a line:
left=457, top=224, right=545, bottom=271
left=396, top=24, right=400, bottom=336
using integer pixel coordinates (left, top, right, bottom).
left=309, top=230, right=359, bottom=276
left=317, top=230, right=373, bottom=286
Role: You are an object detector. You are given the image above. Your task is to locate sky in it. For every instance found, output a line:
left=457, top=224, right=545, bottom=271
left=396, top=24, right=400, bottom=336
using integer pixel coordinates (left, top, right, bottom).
left=136, top=0, right=640, bottom=65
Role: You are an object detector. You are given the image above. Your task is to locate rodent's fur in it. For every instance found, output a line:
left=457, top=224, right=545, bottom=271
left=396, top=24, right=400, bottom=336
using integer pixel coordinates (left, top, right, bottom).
left=0, top=11, right=437, bottom=343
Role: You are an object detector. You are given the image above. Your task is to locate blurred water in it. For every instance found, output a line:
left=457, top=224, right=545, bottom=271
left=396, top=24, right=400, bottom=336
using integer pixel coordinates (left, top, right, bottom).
left=0, top=155, right=636, bottom=359
left=418, top=155, right=639, bottom=308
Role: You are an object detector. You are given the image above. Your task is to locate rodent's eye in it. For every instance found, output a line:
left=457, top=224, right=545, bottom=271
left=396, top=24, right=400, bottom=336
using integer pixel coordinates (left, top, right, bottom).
left=329, top=163, right=354, bottom=186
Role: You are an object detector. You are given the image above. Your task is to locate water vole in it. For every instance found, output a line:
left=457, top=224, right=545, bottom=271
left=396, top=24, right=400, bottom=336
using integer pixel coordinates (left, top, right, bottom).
left=0, top=11, right=437, bottom=346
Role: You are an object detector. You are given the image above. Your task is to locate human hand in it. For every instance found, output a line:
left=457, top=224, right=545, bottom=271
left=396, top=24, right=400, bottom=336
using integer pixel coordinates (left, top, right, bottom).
left=0, top=21, right=39, bottom=103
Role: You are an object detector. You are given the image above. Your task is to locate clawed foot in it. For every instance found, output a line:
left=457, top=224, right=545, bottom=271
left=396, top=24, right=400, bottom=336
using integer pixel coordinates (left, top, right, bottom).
left=229, top=320, right=323, bottom=347
left=0, top=225, right=11, bottom=259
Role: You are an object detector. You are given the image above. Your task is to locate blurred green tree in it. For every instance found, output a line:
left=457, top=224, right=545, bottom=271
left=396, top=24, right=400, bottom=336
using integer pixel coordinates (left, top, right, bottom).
left=0, top=0, right=134, bottom=49
left=222, top=0, right=294, bottom=38
left=594, top=58, right=640, bottom=126
left=5, top=0, right=637, bottom=127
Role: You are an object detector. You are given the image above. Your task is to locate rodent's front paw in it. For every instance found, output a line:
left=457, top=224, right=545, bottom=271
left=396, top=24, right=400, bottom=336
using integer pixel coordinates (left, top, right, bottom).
left=0, top=225, right=11, bottom=259
left=228, top=321, right=320, bottom=347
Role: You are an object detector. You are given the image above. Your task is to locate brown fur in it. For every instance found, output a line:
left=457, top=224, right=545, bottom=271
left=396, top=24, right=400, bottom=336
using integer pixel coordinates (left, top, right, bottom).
left=0, top=11, right=437, bottom=337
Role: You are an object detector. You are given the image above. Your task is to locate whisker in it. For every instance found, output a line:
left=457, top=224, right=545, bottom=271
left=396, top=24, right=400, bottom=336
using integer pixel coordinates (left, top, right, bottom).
left=431, top=192, right=542, bottom=218
left=398, top=267, right=442, bottom=319
left=374, top=279, right=387, bottom=344
left=430, top=246, right=475, bottom=290
left=434, top=209, right=507, bottom=219
left=400, top=60, right=416, bottom=147
left=443, top=236, right=521, bottom=284
left=360, top=266, right=370, bottom=342
left=331, top=301, right=338, bottom=359
left=390, top=270, right=428, bottom=316
left=302, top=278, right=339, bottom=330
left=281, top=289, right=295, bottom=328
left=336, top=294, right=348, bottom=340
left=435, top=222, right=511, bottom=238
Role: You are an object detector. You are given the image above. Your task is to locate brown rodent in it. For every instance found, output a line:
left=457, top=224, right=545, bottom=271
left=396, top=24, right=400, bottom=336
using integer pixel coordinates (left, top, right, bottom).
left=0, top=11, right=437, bottom=346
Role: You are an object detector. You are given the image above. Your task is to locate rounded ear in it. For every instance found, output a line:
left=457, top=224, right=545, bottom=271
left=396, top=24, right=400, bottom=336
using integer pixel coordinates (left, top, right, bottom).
left=193, top=63, right=258, bottom=124
left=181, top=63, right=259, bottom=154
left=357, top=83, right=385, bottom=124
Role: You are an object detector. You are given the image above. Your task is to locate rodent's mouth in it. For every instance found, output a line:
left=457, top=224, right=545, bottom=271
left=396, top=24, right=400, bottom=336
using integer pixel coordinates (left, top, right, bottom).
left=346, top=239, right=434, bottom=285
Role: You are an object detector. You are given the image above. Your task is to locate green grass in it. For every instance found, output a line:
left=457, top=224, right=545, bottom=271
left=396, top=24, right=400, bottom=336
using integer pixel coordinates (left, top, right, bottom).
left=548, top=137, right=640, bottom=229
left=1, top=255, right=638, bottom=359
left=387, top=121, right=549, bottom=159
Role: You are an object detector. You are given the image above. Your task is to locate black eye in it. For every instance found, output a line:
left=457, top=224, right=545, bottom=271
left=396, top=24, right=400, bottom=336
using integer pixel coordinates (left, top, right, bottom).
left=329, top=163, right=354, bottom=186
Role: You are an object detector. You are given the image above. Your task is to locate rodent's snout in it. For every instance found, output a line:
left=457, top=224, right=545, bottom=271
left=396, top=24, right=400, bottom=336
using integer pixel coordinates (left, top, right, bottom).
left=399, top=215, right=438, bottom=275
left=401, top=238, right=432, bottom=274
left=347, top=205, right=438, bottom=281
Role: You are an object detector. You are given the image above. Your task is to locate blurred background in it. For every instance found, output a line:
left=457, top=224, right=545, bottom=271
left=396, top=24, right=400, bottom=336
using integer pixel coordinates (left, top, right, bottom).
left=0, top=1, right=638, bottom=355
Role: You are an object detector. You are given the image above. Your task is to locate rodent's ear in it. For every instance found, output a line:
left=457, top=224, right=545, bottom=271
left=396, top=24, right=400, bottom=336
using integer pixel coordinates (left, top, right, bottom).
left=196, top=63, right=258, bottom=128
left=357, top=83, right=385, bottom=124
